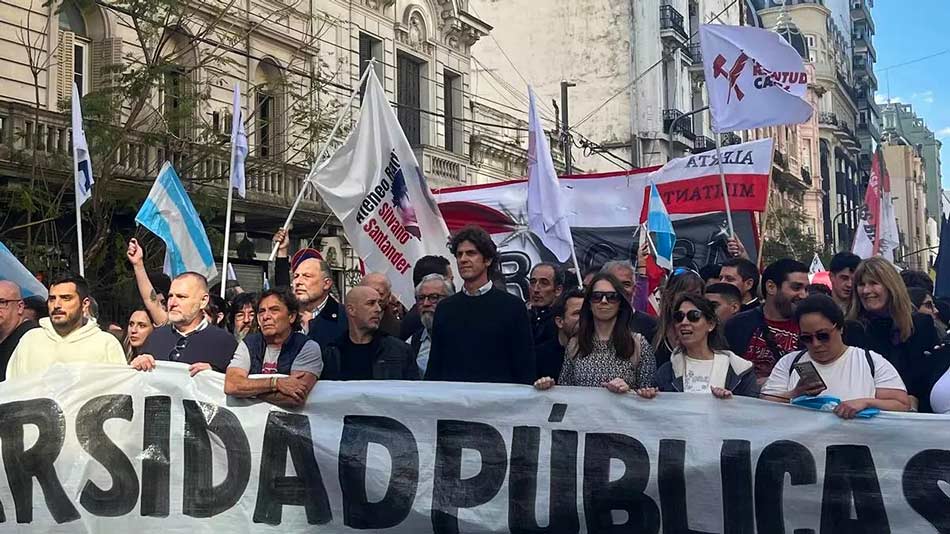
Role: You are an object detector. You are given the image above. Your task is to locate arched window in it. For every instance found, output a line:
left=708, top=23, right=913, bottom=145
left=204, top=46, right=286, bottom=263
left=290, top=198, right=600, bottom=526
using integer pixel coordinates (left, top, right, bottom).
left=254, top=59, right=284, bottom=160
left=163, top=32, right=197, bottom=139
left=57, top=0, right=89, bottom=100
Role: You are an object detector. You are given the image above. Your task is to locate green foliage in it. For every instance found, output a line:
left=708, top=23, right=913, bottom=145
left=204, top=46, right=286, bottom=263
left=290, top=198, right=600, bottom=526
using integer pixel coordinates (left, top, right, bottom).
left=762, top=204, right=823, bottom=266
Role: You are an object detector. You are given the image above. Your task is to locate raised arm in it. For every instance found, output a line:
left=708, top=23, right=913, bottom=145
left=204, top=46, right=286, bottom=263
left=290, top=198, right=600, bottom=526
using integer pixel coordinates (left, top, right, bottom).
left=127, top=239, right=168, bottom=326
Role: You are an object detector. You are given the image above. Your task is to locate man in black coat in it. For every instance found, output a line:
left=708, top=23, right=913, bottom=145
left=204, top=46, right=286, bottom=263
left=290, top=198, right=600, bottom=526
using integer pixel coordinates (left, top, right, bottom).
left=0, top=281, right=38, bottom=382
left=528, top=262, right=564, bottom=346
left=321, top=286, right=417, bottom=380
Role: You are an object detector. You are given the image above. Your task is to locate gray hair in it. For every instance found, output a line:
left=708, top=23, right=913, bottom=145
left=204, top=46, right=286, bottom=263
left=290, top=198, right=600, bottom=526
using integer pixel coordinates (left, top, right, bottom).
left=601, top=260, right=635, bottom=276
left=415, top=273, right=455, bottom=295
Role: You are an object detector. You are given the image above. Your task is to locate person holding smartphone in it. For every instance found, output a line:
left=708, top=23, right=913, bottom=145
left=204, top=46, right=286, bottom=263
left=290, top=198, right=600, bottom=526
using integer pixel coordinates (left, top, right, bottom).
left=760, top=295, right=911, bottom=419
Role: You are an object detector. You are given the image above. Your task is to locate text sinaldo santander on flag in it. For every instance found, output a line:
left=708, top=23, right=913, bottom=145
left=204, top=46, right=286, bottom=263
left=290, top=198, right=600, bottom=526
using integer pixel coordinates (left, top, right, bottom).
left=311, top=67, right=451, bottom=307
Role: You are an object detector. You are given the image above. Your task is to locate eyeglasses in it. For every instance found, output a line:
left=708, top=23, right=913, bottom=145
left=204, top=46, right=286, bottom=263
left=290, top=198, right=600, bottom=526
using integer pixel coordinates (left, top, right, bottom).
left=416, top=293, right=444, bottom=303
left=798, top=332, right=832, bottom=345
left=673, top=309, right=704, bottom=323
left=922, top=301, right=936, bottom=310
left=589, top=291, right=621, bottom=303
left=0, top=298, right=21, bottom=307
left=169, top=336, right=189, bottom=361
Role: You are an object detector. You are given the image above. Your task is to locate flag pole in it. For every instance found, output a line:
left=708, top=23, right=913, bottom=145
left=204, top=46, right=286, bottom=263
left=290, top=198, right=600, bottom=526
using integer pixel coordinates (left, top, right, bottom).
left=268, top=64, right=374, bottom=262
left=569, top=250, right=583, bottom=288
left=75, top=190, right=85, bottom=277
left=713, top=132, right=736, bottom=237
left=221, top=85, right=240, bottom=298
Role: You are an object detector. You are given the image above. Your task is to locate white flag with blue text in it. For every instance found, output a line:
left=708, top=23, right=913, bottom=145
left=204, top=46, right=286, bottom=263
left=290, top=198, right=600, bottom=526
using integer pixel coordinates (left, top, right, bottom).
left=230, top=84, right=248, bottom=198
left=72, top=83, right=94, bottom=206
left=135, top=162, right=218, bottom=280
left=0, top=240, right=48, bottom=298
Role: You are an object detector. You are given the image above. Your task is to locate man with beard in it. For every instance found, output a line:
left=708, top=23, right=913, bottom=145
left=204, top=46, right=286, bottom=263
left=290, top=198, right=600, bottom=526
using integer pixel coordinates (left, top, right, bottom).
left=229, top=292, right=257, bottom=341
left=409, top=274, right=453, bottom=376
left=132, top=272, right=237, bottom=375
left=725, top=259, right=809, bottom=383
left=535, top=287, right=584, bottom=381
left=719, top=257, right=761, bottom=313
left=6, top=276, right=125, bottom=379
left=528, top=262, right=564, bottom=346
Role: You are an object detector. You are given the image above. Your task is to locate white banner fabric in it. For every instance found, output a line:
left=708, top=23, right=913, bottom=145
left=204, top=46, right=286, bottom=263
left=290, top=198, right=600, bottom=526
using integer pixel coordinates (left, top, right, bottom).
left=1, top=363, right=950, bottom=533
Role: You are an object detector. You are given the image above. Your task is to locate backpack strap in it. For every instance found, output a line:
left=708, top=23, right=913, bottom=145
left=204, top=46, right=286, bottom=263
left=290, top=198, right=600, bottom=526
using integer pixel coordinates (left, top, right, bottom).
left=790, top=349, right=809, bottom=367
left=864, top=348, right=876, bottom=378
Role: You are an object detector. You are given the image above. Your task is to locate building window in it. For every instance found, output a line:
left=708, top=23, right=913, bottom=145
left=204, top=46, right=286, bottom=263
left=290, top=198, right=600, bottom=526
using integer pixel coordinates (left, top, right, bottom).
left=257, top=91, right=274, bottom=158
left=443, top=70, right=461, bottom=153
left=164, top=67, right=191, bottom=138
left=57, top=0, right=89, bottom=104
left=255, top=59, right=285, bottom=161
left=397, top=52, right=424, bottom=147
left=358, top=32, right=384, bottom=101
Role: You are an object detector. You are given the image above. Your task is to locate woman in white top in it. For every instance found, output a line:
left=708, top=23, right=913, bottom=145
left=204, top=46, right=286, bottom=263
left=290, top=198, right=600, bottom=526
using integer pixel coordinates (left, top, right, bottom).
left=655, top=293, right=758, bottom=398
left=761, top=294, right=911, bottom=419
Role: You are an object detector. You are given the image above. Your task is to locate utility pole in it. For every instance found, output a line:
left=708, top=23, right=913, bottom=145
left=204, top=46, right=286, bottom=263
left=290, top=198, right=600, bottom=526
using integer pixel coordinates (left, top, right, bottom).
left=560, top=80, right=576, bottom=175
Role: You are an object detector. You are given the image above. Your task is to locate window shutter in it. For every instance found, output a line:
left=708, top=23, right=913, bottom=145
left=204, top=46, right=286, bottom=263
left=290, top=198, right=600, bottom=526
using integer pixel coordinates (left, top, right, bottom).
left=92, top=36, right=123, bottom=90
left=56, top=30, right=75, bottom=110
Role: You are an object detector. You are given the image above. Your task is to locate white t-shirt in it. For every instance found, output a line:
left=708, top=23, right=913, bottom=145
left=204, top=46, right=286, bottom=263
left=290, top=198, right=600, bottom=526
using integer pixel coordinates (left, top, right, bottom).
left=761, top=346, right=905, bottom=401
left=229, top=339, right=324, bottom=377
left=683, top=357, right=714, bottom=393
left=930, top=370, right=950, bottom=414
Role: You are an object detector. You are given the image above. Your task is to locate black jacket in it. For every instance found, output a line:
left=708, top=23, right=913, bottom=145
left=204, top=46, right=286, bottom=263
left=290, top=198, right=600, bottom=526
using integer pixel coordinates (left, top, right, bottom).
left=630, top=310, right=658, bottom=343
left=530, top=305, right=558, bottom=346
left=844, top=313, right=948, bottom=413
left=0, top=320, right=38, bottom=381
left=655, top=349, right=759, bottom=397
left=306, top=296, right=349, bottom=353
left=321, top=331, right=419, bottom=380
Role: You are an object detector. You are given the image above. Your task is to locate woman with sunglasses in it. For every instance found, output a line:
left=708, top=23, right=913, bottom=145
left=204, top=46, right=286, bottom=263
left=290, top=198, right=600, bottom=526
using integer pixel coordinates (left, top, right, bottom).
left=652, top=268, right=705, bottom=369
left=843, top=257, right=947, bottom=412
left=761, top=295, right=910, bottom=418
left=655, top=293, right=758, bottom=398
left=534, top=273, right=657, bottom=397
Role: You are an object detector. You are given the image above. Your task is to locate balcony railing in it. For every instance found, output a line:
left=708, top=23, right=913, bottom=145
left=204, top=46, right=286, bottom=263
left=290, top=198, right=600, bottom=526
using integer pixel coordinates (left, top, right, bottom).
left=687, top=42, right=703, bottom=65
left=663, top=109, right=695, bottom=140
left=802, top=166, right=812, bottom=185
left=693, top=135, right=715, bottom=153
left=774, top=150, right=788, bottom=170
left=0, top=99, right=323, bottom=211
left=660, top=3, right=688, bottom=41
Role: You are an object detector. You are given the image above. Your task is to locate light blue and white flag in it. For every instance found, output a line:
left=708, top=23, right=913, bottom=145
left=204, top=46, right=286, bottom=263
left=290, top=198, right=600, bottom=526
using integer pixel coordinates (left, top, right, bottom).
left=0, top=240, right=47, bottom=299
left=135, top=162, right=218, bottom=280
left=230, top=84, right=248, bottom=198
left=72, top=82, right=93, bottom=206
left=647, top=182, right=676, bottom=271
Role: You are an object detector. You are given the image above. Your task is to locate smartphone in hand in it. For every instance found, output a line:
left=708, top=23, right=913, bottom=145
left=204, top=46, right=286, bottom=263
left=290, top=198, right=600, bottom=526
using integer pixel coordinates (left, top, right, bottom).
left=793, top=361, right=827, bottom=394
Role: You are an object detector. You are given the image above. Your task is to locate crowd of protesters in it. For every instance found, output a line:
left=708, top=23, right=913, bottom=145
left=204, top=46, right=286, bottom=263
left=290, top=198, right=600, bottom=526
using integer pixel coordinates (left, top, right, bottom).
left=1, top=224, right=949, bottom=418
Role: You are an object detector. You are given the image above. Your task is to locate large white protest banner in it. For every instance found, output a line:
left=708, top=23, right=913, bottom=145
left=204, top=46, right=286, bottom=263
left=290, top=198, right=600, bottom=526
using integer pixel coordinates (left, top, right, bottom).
left=2, top=363, right=950, bottom=533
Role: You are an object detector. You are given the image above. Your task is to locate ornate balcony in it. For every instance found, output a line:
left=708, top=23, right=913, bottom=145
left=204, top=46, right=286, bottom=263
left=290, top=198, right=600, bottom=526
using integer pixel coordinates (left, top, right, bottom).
left=660, top=2, right=688, bottom=43
left=693, top=135, right=715, bottom=153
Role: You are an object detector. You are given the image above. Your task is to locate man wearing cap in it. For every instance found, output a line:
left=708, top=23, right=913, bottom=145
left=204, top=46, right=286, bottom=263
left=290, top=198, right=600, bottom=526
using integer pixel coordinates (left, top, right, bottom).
left=273, top=228, right=348, bottom=350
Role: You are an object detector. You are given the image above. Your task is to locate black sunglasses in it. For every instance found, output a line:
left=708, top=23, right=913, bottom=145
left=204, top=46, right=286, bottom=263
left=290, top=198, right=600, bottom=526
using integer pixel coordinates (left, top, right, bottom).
left=799, top=332, right=832, bottom=345
left=589, top=291, right=621, bottom=303
left=169, top=336, right=189, bottom=361
left=673, top=309, right=704, bottom=323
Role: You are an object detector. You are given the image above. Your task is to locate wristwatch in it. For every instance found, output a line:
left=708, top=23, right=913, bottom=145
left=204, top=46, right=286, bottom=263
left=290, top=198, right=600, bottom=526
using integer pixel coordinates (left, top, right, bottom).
left=270, top=376, right=278, bottom=392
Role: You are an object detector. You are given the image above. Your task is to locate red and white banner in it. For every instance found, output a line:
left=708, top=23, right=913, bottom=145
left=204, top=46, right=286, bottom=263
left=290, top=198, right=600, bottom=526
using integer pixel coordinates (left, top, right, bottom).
left=700, top=24, right=812, bottom=132
left=853, top=149, right=899, bottom=260
left=435, top=139, right=773, bottom=298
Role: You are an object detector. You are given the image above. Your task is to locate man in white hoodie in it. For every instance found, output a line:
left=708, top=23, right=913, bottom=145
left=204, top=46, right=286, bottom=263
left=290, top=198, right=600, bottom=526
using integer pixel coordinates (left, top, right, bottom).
left=6, top=275, right=125, bottom=380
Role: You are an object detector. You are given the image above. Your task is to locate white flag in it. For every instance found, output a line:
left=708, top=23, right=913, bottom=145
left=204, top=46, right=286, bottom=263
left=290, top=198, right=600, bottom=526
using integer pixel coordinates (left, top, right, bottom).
left=700, top=24, right=813, bottom=132
left=526, top=87, right=575, bottom=262
left=309, top=68, right=452, bottom=308
left=879, top=191, right=900, bottom=261
left=230, top=84, right=248, bottom=198
left=808, top=253, right=824, bottom=282
left=71, top=83, right=94, bottom=206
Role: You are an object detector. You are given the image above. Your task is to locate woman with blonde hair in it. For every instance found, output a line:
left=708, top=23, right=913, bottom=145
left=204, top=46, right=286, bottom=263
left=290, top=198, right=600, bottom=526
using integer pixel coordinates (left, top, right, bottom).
left=844, top=257, right=948, bottom=412
left=535, top=272, right=657, bottom=397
